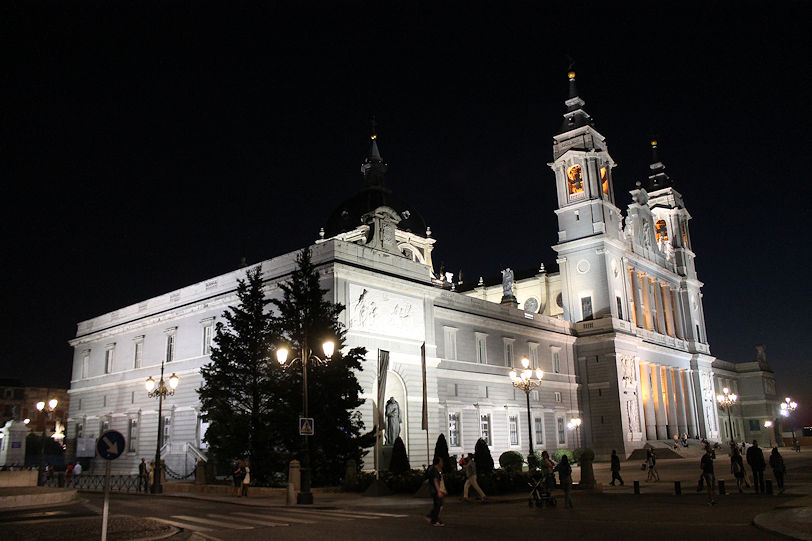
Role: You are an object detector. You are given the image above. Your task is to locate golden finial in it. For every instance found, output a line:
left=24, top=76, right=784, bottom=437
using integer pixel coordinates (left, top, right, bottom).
left=651, top=139, right=658, bottom=147
left=568, top=71, right=576, bottom=80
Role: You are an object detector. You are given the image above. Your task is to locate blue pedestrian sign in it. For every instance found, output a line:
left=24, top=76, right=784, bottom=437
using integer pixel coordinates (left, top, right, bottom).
left=97, top=430, right=126, bottom=460
left=299, top=417, right=314, bottom=436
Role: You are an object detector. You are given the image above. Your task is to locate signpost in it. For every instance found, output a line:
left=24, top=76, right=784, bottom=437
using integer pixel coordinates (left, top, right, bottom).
left=299, top=418, right=314, bottom=436
left=97, top=430, right=125, bottom=541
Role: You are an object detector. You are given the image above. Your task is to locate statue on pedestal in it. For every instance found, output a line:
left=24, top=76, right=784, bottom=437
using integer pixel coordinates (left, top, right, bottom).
left=384, top=397, right=401, bottom=445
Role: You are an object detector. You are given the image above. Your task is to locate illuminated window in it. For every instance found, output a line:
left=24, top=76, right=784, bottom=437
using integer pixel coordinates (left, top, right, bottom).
left=480, top=414, right=491, bottom=445
left=448, top=412, right=460, bottom=447
left=567, top=165, right=584, bottom=196
left=655, top=219, right=668, bottom=243
left=601, top=166, right=609, bottom=196
left=509, top=415, right=519, bottom=445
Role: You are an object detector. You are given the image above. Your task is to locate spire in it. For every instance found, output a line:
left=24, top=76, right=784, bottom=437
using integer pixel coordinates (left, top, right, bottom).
left=361, top=117, right=387, bottom=187
left=560, top=70, right=595, bottom=134
left=646, top=139, right=674, bottom=190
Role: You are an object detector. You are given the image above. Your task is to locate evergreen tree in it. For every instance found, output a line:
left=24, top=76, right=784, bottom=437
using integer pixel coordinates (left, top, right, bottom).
left=433, top=433, right=454, bottom=472
left=389, top=437, right=410, bottom=474
left=198, top=266, right=283, bottom=485
left=474, top=438, right=494, bottom=475
left=271, top=248, right=367, bottom=485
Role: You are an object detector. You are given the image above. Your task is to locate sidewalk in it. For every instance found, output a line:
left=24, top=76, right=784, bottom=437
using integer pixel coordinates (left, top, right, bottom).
left=754, top=495, right=812, bottom=541
left=0, top=486, right=78, bottom=509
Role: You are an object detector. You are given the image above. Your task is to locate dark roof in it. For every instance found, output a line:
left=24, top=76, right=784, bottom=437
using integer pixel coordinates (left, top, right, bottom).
left=323, top=184, right=428, bottom=238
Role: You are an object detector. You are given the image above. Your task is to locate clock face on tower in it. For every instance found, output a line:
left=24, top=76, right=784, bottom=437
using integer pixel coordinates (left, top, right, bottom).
left=524, top=297, right=540, bottom=313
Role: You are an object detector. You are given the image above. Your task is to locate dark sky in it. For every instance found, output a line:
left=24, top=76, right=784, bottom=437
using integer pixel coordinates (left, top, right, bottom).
left=3, top=3, right=810, bottom=424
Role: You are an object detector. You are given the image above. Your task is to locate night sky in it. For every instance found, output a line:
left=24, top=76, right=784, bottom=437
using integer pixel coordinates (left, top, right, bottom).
left=3, top=3, right=810, bottom=425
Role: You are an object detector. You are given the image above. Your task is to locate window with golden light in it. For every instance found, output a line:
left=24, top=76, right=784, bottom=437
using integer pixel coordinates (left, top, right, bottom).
left=655, top=219, right=668, bottom=243
left=601, top=166, right=609, bottom=196
left=567, top=165, right=584, bottom=196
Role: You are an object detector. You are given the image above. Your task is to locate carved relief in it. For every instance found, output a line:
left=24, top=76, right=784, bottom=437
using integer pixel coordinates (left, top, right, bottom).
left=626, top=399, right=641, bottom=433
left=348, top=284, right=424, bottom=340
left=620, top=355, right=637, bottom=389
left=700, top=370, right=712, bottom=396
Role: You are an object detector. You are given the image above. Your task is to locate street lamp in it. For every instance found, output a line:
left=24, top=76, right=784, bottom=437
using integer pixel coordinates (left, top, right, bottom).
left=276, top=339, right=335, bottom=505
left=716, top=387, right=738, bottom=443
left=35, top=397, right=58, bottom=485
left=780, top=396, right=799, bottom=449
left=567, top=418, right=583, bottom=446
left=145, top=360, right=179, bottom=494
left=509, top=357, right=543, bottom=457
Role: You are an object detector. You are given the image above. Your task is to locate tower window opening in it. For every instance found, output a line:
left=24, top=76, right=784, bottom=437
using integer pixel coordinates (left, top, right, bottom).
left=655, top=219, right=668, bottom=243
left=601, top=167, right=609, bottom=196
left=567, top=165, right=584, bottom=197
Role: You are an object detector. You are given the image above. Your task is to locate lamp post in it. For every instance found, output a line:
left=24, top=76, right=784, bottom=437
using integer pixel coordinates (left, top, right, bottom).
left=35, top=398, right=58, bottom=485
left=780, top=396, right=799, bottom=450
left=145, top=360, right=179, bottom=494
left=716, top=387, right=738, bottom=443
left=276, top=338, right=334, bottom=505
left=567, top=418, right=583, bottom=447
left=509, top=357, right=543, bottom=457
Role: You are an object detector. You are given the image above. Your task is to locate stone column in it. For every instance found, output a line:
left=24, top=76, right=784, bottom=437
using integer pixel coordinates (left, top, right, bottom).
left=653, top=280, right=667, bottom=334
left=673, top=369, right=689, bottom=435
left=683, top=370, right=698, bottom=436
left=629, top=268, right=643, bottom=328
left=639, top=363, right=657, bottom=440
left=640, top=273, right=653, bottom=331
left=651, top=364, right=668, bottom=439
left=662, top=284, right=675, bottom=337
left=671, top=288, right=686, bottom=340
left=665, top=367, right=679, bottom=438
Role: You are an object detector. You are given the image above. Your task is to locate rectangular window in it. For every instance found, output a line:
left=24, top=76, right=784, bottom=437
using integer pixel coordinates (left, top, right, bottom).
left=448, top=412, right=460, bottom=447
left=82, top=351, right=89, bottom=379
left=76, top=423, right=83, bottom=438
left=166, top=333, right=175, bottom=362
left=554, top=391, right=562, bottom=403
left=163, top=415, right=171, bottom=444
left=503, top=339, right=514, bottom=367
left=103, top=395, right=107, bottom=407
left=78, top=398, right=82, bottom=410
left=534, top=417, right=544, bottom=445
left=531, top=390, right=539, bottom=401
left=197, top=415, right=210, bottom=450
left=128, top=418, right=138, bottom=453
left=616, top=296, right=623, bottom=319
left=749, top=419, right=760, bottom=432
left=475, top=333, right=487, bottom=364
left=557, top=417, right=566, bottom=445
left=480, top=414, right=491, bottom=445
left=134, top=339, right=143, bottom=369
left=509, top=415, right=519, bottom=445
left=443, top=327, right=457, bottom=361
left=104, top=346, right=115, bottom=374
left=203, top=324, right=213, bottom=356
left=552, top=349, right=561, bottom=374
left=529, top=343, right=539, bottom=368
left=100, top=419, right=109, bottom=434
left=581, top=296, right=593, bottom=321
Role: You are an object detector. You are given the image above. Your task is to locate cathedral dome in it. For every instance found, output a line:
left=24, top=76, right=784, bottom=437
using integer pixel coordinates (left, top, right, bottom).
left=323, top=184, right=427, bottom=238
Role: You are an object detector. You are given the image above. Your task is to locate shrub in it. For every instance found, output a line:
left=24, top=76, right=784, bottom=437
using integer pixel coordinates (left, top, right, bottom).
left=389, top=437, right=410, bottom=474
left=552, top=449, right=575, bottom=465
left=527, top=450, right=543, bottom=470
left=499, top=450, right=524, bottom=472
left=474, top=438, right=494, bottom=475
left=433, top=433, right=455, bottom=472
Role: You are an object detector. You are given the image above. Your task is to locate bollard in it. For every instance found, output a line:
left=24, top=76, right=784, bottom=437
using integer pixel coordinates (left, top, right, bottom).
left=633, top=480, right=640, bottom=494
left=674, top=481, right=681, bottom=495
left=718, top=480, right=725, bottom=495
left=766, top=480, right=773, bottom=495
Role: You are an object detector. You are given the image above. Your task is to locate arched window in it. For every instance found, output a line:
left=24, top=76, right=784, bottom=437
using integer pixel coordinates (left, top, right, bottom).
left=567, top=165, right=584, bottom=197
left=655, top=219, right=668, bottom=243
left=600, top=166, right=609, bottom=196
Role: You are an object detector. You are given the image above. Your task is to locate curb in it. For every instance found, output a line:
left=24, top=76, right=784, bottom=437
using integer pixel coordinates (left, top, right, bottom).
left=753, top=508, right=812, bottom=541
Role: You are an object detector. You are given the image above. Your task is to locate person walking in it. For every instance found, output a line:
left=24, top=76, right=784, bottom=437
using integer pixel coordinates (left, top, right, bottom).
left=73, top=462, right=82, bottom=487
left=769, top=447, right=786, bottom=494
left=65, top=463, right=74, bottom=487
left=730, top=447, right=746, bottom=493
left=541, top=451, right=556, bottom=491
left=553, top=455, right=574, bottom=508
left=645, top=448, right=659, bottom=481
left=462, top=454, right=487, bottom=502
left=233, top=460, right=245, bottom=497
left=701, top=445, right=716, bottom=505
left=609, top=449, right=624, bottom=486
left=241, top=460, right=251, bottom=497
left=746, top=440, right=766, bottom=494
left=425, top=457, right=446, bottom=527
left=138, top=458, right=148, bottom=492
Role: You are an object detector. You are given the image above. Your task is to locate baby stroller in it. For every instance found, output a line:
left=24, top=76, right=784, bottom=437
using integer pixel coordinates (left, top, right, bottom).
left=528, top=470, right=557, bottom=509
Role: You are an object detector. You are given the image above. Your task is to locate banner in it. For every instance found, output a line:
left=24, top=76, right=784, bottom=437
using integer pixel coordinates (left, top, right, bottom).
left=377, top=349, right=389, bottom=432
left=421, top=342, right=428, bottom=431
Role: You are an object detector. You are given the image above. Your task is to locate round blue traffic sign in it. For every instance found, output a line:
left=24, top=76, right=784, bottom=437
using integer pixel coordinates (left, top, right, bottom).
left=97, top=430, right=126, bottom=460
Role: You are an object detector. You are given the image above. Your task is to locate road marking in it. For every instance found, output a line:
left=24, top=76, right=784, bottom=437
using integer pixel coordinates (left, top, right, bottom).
left=261, top=509, right=351, bottom=521
left=341, top=510, right=409, bottom=517
left=232, top=511, right=316, bottom=524
left=171, top=515, right=254, bottom=529
left=149, top=517, right=213, bottom=532
left=205, top=513, right=289, bottom=527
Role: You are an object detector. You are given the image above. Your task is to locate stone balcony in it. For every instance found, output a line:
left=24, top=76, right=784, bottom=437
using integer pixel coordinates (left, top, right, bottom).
left=573, top=317, right=710, bottom=354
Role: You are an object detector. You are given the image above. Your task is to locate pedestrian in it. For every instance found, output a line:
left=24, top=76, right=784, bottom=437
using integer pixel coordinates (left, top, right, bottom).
left=242, top=460, right=251, bottom=497
left=73, top=462, right=82, bottom=487
left=540, top=450, right=555, bottom=491
left=769, top=447, right=786, bottom=494
left=138, top=458, right=148, bottom=492
left=746, top=440, right=766, bottom=494
left=462, top=454, right=487, bottom=502
left=65, top=463, right=74, bottom=486
left=645, top=448, right=659, bottom=481
left=609, top=449, right=624, bottom=486
left=425, top=457, right=446, bottom=527
left=730, top=447, right=745, bottom=493
left=701, top=445, right=716, bottom=505
left=553, top=455, right=574, bottom=508
left=233, top=460, right=245, bottom=497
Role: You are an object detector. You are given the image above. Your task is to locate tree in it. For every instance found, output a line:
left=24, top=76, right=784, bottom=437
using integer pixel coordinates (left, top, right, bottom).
left=389, top=437, right=410, bottom=474
left=271, top=248, right=368, bottom=485
left=198, top=266, right=283, bottom=485
left=474, top=438, right=494, bottom=475
left=433, top=433, right=454, bottom=472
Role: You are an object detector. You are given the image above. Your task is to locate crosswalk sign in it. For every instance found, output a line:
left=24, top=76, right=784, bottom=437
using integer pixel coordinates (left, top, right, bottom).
left=299, top=417, right=314, bottom=436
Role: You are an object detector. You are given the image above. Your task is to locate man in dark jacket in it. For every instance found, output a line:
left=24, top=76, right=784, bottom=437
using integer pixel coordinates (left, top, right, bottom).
left=746, top=440, right=766, bottom=494
left=609, top=450, right=624, bottom=486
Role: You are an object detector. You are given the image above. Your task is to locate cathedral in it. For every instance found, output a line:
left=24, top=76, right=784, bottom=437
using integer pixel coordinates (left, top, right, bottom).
left=66, top=72, right=779, bottom=475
